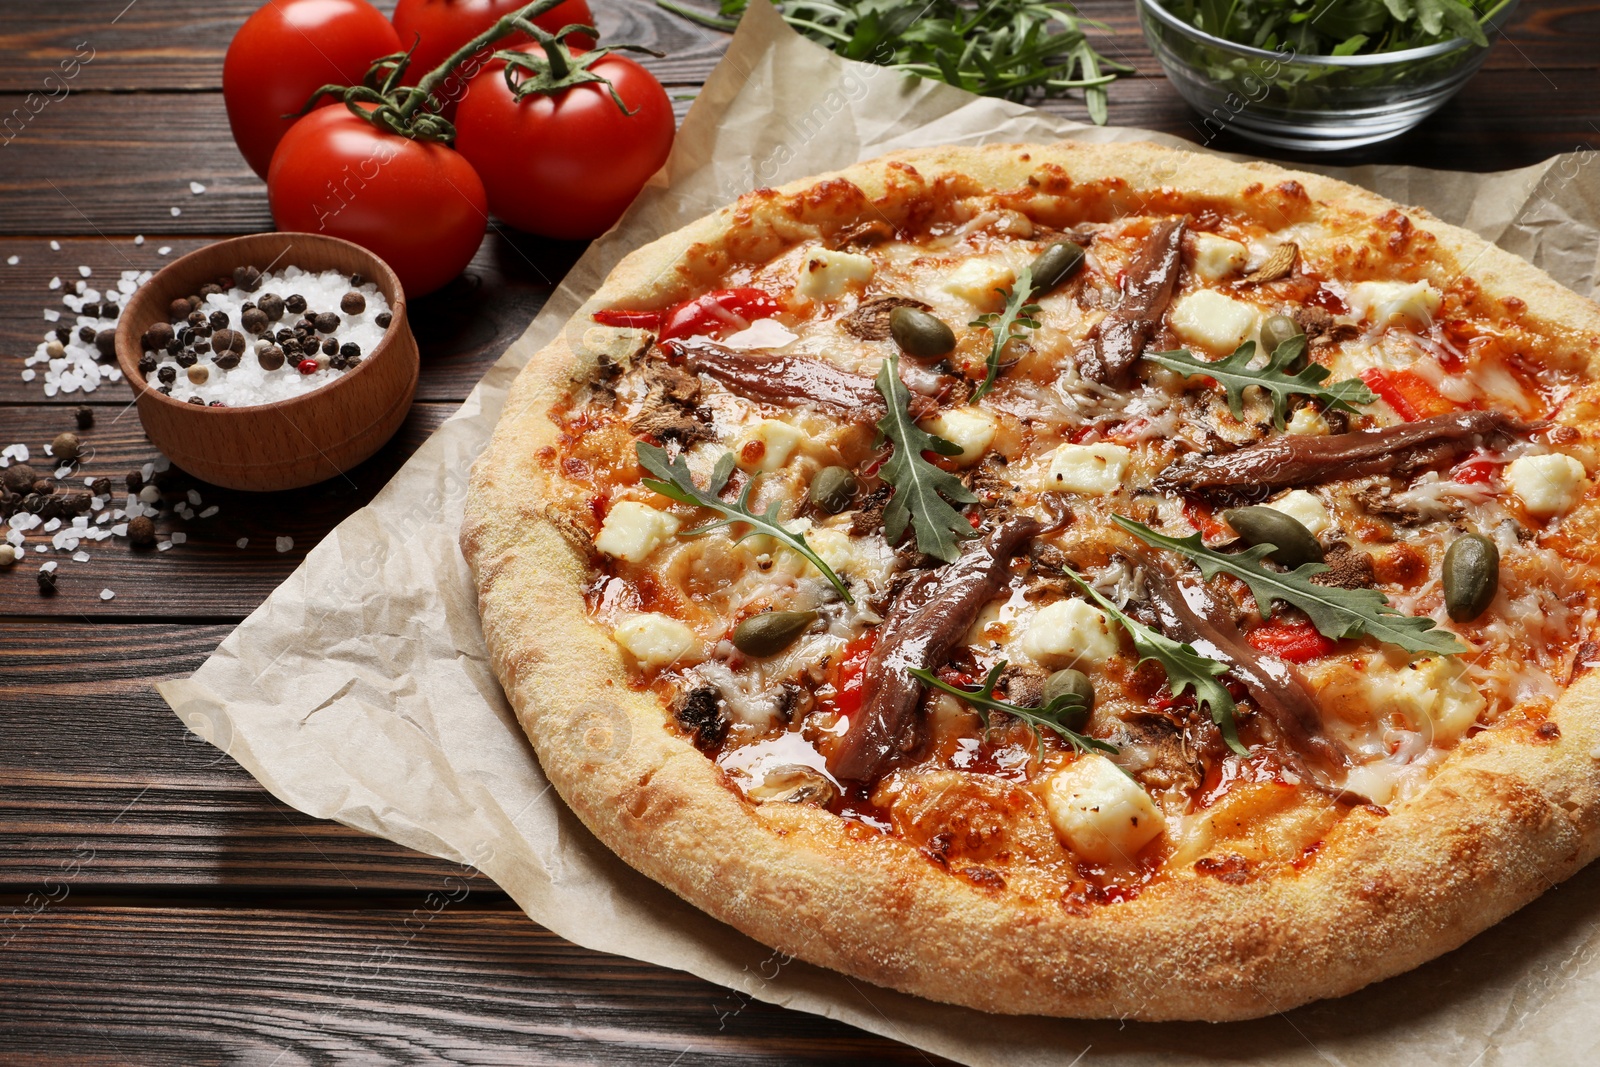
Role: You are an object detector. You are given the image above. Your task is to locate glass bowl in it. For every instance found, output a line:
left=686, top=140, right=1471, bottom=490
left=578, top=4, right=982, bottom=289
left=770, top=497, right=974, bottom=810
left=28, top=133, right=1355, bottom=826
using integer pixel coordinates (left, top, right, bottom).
left=1136, top=0, right=1519, bottom=151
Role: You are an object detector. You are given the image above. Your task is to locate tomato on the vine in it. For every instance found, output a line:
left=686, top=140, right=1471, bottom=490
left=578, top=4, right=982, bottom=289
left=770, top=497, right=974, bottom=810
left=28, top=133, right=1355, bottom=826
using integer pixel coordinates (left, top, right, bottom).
left=454, top=45, right=674, bottom=240
left=391, top=0, right=595, bottom=114
left=266, top=104, right=488, bottom=297
left=223, top=0, right=402, bottom=179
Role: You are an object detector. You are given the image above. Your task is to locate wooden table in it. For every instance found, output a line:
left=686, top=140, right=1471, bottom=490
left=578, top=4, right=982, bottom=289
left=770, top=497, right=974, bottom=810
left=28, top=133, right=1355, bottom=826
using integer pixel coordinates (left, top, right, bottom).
left=2, top=2, right=1596, bottom=1061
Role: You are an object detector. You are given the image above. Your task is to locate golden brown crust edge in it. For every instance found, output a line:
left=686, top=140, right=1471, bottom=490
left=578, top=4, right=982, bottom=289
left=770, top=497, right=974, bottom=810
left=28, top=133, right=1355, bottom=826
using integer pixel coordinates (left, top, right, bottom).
left=461, top=140, right=1600, bottom=1021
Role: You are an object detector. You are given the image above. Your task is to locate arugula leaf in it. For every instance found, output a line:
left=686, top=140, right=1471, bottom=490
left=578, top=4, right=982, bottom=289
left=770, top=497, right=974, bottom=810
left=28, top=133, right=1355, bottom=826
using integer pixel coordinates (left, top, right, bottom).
left=874, top=352, right=978, bottom=563
left=969, top=265, right=1041, bottom=402
left=1113, top=516, right=1468, bottom=656
left=636, top=441, right=854, bottom=604
left=909, top=661, right=1118, bottom=759
left=1143, top=338, right=1376, bottom=430
left=1063, top=570, right=1246, bottom=754
left=1165, top=0, right=1500, bottom=55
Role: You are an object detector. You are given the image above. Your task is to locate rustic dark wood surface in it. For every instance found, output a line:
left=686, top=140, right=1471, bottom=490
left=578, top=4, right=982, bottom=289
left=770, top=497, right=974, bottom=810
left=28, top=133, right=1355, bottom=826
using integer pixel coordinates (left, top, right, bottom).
left=1, top=0, right=1596, bottom=1062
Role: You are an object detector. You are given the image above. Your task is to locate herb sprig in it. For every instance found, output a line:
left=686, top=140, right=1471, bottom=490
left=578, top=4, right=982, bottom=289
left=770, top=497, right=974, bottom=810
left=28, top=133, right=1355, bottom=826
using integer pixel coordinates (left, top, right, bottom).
left=874, top=352, right=978, bottom=563
left=657, top=0, right=1130, bottom=122
left=969, top=265, right=1041, bottom=402
left=1143, top=337, right=1375, bottom=429
left=1164, top=0, right=1508, bottom=56
left=1063, top=570, right=1247, bottom=754
left=1114, top=516, right=1467, bottom=655
left=636, top=441, right=854, bottom=603
left=909, top=661, right=1117, bottom=758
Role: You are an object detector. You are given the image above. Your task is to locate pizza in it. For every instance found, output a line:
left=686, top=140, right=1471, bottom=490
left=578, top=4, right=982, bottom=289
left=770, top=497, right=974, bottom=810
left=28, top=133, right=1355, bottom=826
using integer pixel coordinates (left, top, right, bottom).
left=461, top=141, right=1600, bottom=1021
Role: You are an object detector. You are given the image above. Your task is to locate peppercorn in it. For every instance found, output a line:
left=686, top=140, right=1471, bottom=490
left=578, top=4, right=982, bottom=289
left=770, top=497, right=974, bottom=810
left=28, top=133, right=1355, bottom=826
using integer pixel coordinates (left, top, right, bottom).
left=285, top=294, right=307, bottom=314
left=89, top=477, right=111, bottom=497
left=241, top=307, right=268, bottom=335
left=94, top=329, right=116, bottom=360
left=280, top=339, right=303, bottom=358
left=212, top=329, right=240, bottom=354
left=82, top=302, right=102, bottom=318
left=44, top=488, right=91, bottom=518
left=274, top=327, right=295, bottom=344
left=349, top=272, right=364, bottom=286
left=53, top=326, right=72, bottom=342
left=143, top=322, right=174, bottom=351
left=322, top=337, right=338, bottom=356
left=187, top=310, right=205, bottom=328
left=187, top=365, right=209, bottom=385
left=168, top=297, right=190, bottom=321
left=102, top=301, right=118, bottom=318
left=127, top=515, right=156, bottom=547
left=345, top=355, right=363, bottom=369
left=78, top=325, right=96, bottom=343
left=0, top=463, right=37, bottom=493
left=200, top=282, right=225, bottom=298
left=125, top=470, right=143, bottom=493
left=208, top=310, right=230, bottom=331
left=52, top=432, right=80, bottom=461
left=213, top=349, right=241, bottom=370
left=233, top=265, right=263, bottom=292
left=165, top=339, right=182, bottom=357
left=37, top=569, right=57, bottom=596
left=209, top=400, right=225, bottom=407
left=187, top=395, right=205, bottom=406
left=374, top=310, right=392, bottom=329
left=178, top=347, right=201, bottom=365
left=46, top=340, right=66, bottom=359
left=259, top=293, right=286, bottom=322
left=76, top=406, right=95, bottom=430
left=0, top=544, right=16, bottom=567
left=22, top=493, right=43, bottom=513
left=297, top=359, right=319, bottom=375
left=157, top=365, right=177, bottom=384
left=313, top=312, right=340, bottom=333
left=158, top=385, right=172, bottom=395
left=339, top=342, right=361, bottom=360
left=258, top=345, right=286, bottom=371
left=340, top=291, right=366, bottom=315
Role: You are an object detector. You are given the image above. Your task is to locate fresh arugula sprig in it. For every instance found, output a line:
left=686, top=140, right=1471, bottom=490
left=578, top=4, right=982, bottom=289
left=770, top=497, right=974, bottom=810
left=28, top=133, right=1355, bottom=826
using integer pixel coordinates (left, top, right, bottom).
left=657, top=0, right=1130, bottom=121
left=1063, top=570, right=1247, bottom=754
left=909, top=661, right=1117, bottom=759
left=636, top=442, right=854, bottom=603
left=874, top=352, right=978, bottom=563
left=1113, top=516, right=1468, bottom=656
left=969, top=265, right=1041, bottom=402
left=1165, top=0, right=1506, bottom=56
left=1143, top=337, right=1376, bottom=430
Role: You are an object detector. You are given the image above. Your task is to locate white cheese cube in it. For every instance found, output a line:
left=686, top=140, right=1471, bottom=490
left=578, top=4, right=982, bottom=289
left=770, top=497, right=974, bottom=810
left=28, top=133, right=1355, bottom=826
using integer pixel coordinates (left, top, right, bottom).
left=1286, top=405, right=1329, bottom=435
left=1364, top=655, right=1485, bottom=743
left=1042, top=755, right=1166, bottom=863
left=795, top=247, right=874, bottom=301
left=594, top=501, right=680, bottom=562
left=1188, top=232, right=1249, bottom=283
left=1264, top=489, right=1331, bottom=536
left=1041, top=442, right=1131, bottom=496
left=735, top=418, right=807, bottom=473
left=1507, top=453, right=1588, bottom=519
left=920, top=406, right=996, bottom=467
left=806, top=526, right=893, bottom=588
left=940, top=258, right=1015, bottom=310
left=613, top=613, right=698, bottom=669
left=1341, top=762, right=1403, bottom=807
left=1168, top=289, right=1261, bottom=353
left=1347, top=280, right=1440, bottom=329
left=1022, top=598, right=1120, bottom=668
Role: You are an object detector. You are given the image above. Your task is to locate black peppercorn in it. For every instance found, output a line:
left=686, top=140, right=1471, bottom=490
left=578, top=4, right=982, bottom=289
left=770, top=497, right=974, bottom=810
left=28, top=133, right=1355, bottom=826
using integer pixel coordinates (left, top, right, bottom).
left=181, top=346, right=204, bottom=364
left=208, top=310, right=229, bottom=331
left=94, top=329, right=116, bottom=360
left=54, top=326, right=73, bottom=342
left=158, top=385, right=172, bottom=395
left=82, top=302, right=102, bottom=319
left=125, top=470, right=144, bottom=493
left=143, top=322, right=174, bottom=351
left=280, top=339, right=303, bottom=358
left=165, top=339, right=182, bottom=357
left=76, top=406, right=95, bottom=431
left=157, top=365, right=177, bottom=384
left=37, top=569, right=57, bottom=596
left=89, top=477, right=111, bottom=497
left=32, top=479, right=54, bottom=496
left=233, top=265, right=263, bottom=292
left=313, top=312, right=340, bottom=333
left=321, top=337, right=338, bottom=356
left=285, top=294, right=307, bottom=314
left=339, top=341, right=361, bottom=360
left=340, top=291, right=366, bottom=315
left=374, top=310, right=392, bottom=329
left=209, top=400, right=226, bottom=407
left=259, top=293, right=286, bottom=322
left=102, top=301, right=118, bottom=318
left=200, top=283, right=224, bottom=298
left=213, top=350, right=241, bottom=370
left=138, top=353, right=157, bottom=376
left=22, top=493, right=43, bottom=512
left=78, top=325, right=96, bottom=343
left=187, top=395, right=205, bottom=406
left=187, top=310, right=205, bottom=328
left=241, top=307, right=268, bottom=335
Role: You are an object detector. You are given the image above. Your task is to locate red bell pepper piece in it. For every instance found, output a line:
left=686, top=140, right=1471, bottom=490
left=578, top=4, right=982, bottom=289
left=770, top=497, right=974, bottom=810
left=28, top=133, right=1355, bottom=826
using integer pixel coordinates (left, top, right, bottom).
left=1246, top=619, right=1336, bottom=663
left=1359, top=367, right=1459, bottom=422
left=659, top=287, right=782, bottom=341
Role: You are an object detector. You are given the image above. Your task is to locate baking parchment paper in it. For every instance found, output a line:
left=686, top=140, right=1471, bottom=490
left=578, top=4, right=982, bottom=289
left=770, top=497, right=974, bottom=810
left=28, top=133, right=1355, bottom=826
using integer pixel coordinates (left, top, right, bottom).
left=158, top=3, right=1600, bottom=1062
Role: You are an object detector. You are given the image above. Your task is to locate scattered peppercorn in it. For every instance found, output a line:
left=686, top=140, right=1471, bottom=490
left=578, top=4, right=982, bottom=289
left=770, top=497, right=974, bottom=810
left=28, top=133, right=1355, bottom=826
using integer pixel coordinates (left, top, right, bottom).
left=212, top=329, right=240, bottom=354
left=209, top=400, right=226, bottom=407
left=94, top=329, right=116, bottom=361
left=374, top=310, right=392, bottom=329
left=232, top=265, right=263, bottom=292
left=127, top=515, right=156, bottom=547
left=78, top=325, right=96, bottom=343
left=187, top=396, right=206, bottom=406
left=321, top=337, right=338, bottom=356
left=349, top=272, right=364, bottom=286
left=339, top=342, right=361, bottom=361
left=285, top=294, right=307, bottom=314
left=168, top=297, right=191, bottom=321
left=75, top=406, right=95, bottom=430
left=259, top=293, right=286, bottom=322
left=53, top=326, right=72, bottom=342
left=143, top=322, right=174, bottom=351
left=208, top=310, right=230, bottom=331
left=125, top=470, right=143, bottom=493
left=259, top=345, right=286, bottom=371
left=313, top=312, right=340, bottom=333
left=200, top=282, right=225, bottom=298
left=340, top=291, right=366, bottom=315
left=0, top=463, right=37, bottom=493
left=46, top=340, right=66, bottom=358
left=178, top=348, right=201, bottom=366
left=88, top=477, right=111, bottom=497
left=0, top=544, right=16, bottom=567
left=213, top=350, right=241, bottom=370
left=157, top=365, right=177, bottom=384
left=37, top=569, right=57, bottom=596
left=51, top=432, right=80, bottom=461
left=164, top=339, right=182, bottom=357
left=241, top=307, right=268, bottom=335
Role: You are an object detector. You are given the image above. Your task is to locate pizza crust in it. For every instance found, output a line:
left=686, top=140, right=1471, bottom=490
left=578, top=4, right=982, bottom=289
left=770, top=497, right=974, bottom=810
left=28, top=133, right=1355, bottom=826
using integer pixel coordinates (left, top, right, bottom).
left=462, top=141, right=1600, bottom=1020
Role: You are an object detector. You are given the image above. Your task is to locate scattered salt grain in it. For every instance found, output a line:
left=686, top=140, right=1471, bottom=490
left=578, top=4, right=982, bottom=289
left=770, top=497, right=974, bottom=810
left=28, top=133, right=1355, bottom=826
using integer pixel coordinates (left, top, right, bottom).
left=40, top=560, right=57, bottom=572
left=190, top=181, right=206, bottom=195
left=48, top=276, right=60, bottom=290
left=34, top=544, right=47, bottom=554
left=275, top=536, right=294, bottom=553
left=5, top=255, right=17, bottom=265
left=200, top=506, right=219, bottom=518
left=186, top=489, right=202, bottom=506
left=134, top=235, right=145, bottom=246
left=153, top=457, right=170, bottom=473
left=112, top=523, right=128, bottom=537
left=73, top=551, right=90, bottom=563
left=50, top=240, right=60, bottom=251
left=78, top=265, right=91, bottom=278
left=157, top=540, right=172, bottom=551
left=20, top=369, right=35, bottom=382
left=236, top=537, right=249, bottom=549
left=100, top=589, right=115, bottom=601
left=42, top=518, right=61, bottom=533
left=170, top=532, right=187, bottom=545
left=55, top=465, right=72, bottom=479
left=43, top=309, right=59, bottom=322
left=158, top=247, right=172, bottom=256
left=170, top=207, right=181, bottom=217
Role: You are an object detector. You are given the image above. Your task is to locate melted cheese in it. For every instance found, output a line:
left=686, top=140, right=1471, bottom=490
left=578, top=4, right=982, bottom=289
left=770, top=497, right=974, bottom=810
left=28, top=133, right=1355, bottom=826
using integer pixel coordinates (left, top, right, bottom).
left=1347, top=280, right=1440, bottom=328
left=614, top=613, right=698, bottom=669
left=1168, top=289, right=1260, bottom=353
left=1042, top=756, right=1166, bottom=863
left=921, top=406, right=997, bottom=467
left=1041, top=442, right=1130, bottom=495
left=595, top=502, right=680, bottom=562
left=1188, top=232, right=1249, bottom=283
left=1506, top=453, right=1587, bottom=518
left=795, top=247, right=874, bottom=300
left=1022, top=598, right=1119, bottom=668
left=1264, top=489, right=1332, bottom=536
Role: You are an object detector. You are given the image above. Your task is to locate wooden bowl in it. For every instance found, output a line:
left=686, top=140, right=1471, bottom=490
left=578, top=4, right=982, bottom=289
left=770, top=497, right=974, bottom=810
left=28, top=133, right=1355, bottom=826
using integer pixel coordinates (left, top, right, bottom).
left=115, top=233, right=420, bottom=492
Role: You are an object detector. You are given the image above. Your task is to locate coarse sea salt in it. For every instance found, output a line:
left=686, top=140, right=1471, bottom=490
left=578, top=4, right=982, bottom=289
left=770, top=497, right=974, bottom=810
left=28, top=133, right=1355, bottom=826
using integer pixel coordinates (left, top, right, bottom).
left=142, top=266, right=391, bottom=407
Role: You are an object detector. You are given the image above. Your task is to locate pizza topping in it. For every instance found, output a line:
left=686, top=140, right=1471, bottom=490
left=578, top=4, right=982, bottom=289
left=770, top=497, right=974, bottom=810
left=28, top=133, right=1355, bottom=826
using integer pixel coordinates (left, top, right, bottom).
left=910, top=660, right=1109, bottom=757
left=1157, top=410, right=1540, bottom=494
left=672, top=339, right=936, bottom=422
left=1076, top=217, right=1186, bottom=384
left=733, top=418, right=807, bottom=473
left=1505, top=452, right=1588, bottom=518
left=659, top=287, right=781, bottom=341
left=918, top=406, right=997, bottom=467
left=888, top=306, right=957, bottom=359
left=1222, top=505, right=1325, bottom=569
left=1442, top=533, right=1500, bottom=623
left=1026, top=239, right=1088, bottom=295
left=940, top=258, right=1016, bottom=308
left=1168, top=289, right=1261, bottom=355
left=1041, top=442, right=1131, bottom=496
left=875, top=353, right=981, bottom=561
left=674, top=686, right=729, bottom=752
left=829, top=516, right=1041, bottom=783
left=1346, top=279, right=1440, bottom=330
left=1021, top=598, right=1120, bottom=668
left=840, top=295, right=929, bottom=340
left=808, top=465, right=859, bottom=513
left=1262, top=489, right=1333, bottom=537
left=732, top=610, right=820, bottom=657
left=1041, top=754, right=1167, bottom=864
left=594, top=500, right=680, bottom=562
left=614, top=612, right=699, bottom=669
left=969, top=266, right=1041, bottom=401
left=1144, top=336, right=1375, bottom=429
left=1187, top=232, right=1249, bottom=284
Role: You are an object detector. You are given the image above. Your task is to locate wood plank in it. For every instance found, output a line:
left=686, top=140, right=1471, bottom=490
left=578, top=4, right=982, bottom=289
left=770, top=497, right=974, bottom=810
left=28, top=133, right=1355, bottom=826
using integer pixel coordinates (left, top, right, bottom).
left=0, top=0, right=1590, bottom=95
left=0, top=905, right=944, bottom=1065
left=3, top=71, right=1595, bottom=244
left=0, top=0, right=733, bottom=93
left=0, top=401, right=456, bottom=618
left=0, top=234, right=575, bottom=405
left=0, top=620, right=506, bottom=891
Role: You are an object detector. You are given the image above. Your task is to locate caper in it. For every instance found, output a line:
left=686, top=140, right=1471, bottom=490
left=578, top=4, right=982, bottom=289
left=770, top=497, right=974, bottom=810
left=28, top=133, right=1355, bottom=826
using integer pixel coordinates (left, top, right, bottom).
left=1442, top=533, right=1499, bottom=622
left=808, top=466, right=858, bottom=513
left=1260, top=313, right=1306, bottom=366
left=1042, top=668, right=1094, bottom=730
left=1223, top=505, right=1325, bottom=569
left=1027, top=240, right=1086, bottom=295
left=732, top=610, right=818, bottom=657
left=889, top=307, right=956, bottom=359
